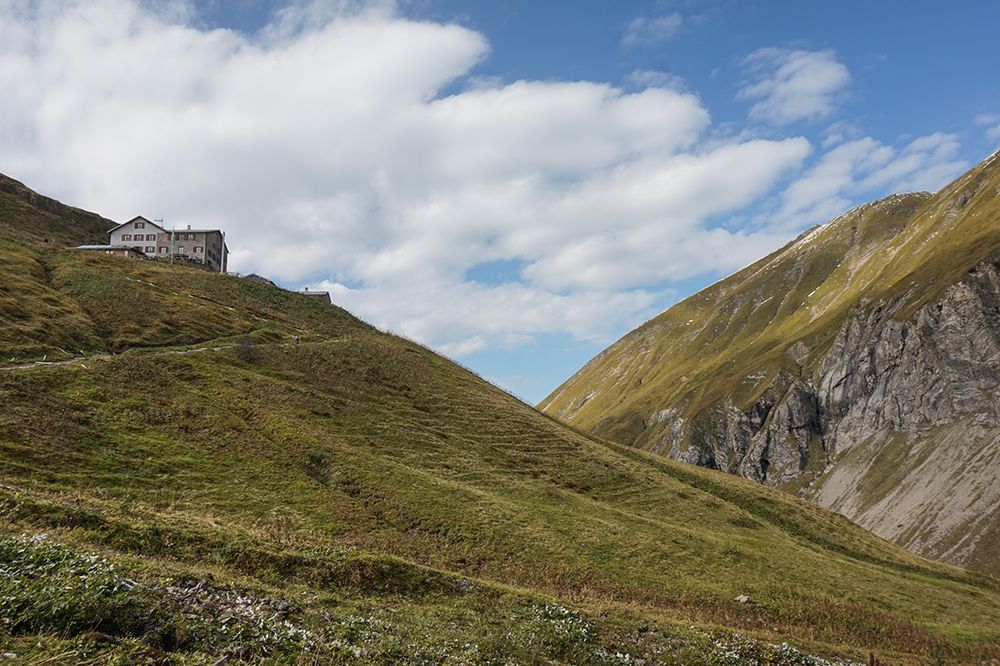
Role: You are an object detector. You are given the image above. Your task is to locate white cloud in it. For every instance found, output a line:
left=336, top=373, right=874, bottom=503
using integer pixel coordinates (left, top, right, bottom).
left=625, top=70, right=686, bottom=91
left=862, top=133, right=966, bottom=192
left=621, top=13, right=683, bottom=46
left=517, top=139, right=811, bottom=291
left=773, top=133, right=967, bottom=230
left=7, top=0, right=954, bottom=362
left=821, top=120, right=865, bottom=148
left=321, top=279, right=661, bottom=357
left=738, top=48, right=851, bottom=125
left=976, top=113, right=1000, bottom=143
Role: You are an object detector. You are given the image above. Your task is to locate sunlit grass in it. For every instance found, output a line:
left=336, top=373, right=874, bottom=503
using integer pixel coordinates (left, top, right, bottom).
left=2, top=233, right=1000, bottom=663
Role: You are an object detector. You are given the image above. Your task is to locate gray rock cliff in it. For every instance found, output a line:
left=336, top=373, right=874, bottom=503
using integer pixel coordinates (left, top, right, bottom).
left=657, top=254, right=1000, bottom=570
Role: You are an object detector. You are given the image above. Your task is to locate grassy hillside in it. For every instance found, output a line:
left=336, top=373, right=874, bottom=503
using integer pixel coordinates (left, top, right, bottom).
left=0, top=173, right=116, bottom=247
left=0, top=239, right=369, bottom=362
left=1, top=247, right=999, bottom=664
left=2, top=175, right=1000, bottom=664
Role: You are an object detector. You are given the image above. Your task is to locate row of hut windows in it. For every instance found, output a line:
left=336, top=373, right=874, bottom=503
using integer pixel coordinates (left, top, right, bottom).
left=122, top=233, right=198, bottom=241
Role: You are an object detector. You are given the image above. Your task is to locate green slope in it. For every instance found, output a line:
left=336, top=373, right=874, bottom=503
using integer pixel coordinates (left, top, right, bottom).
left=0, top=173, right=116, bottom=247
left=3, top=180, right=1000, bottom=664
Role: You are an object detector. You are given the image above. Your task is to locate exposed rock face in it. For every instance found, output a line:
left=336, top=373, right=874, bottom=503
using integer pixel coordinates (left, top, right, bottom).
left=674, top=383, right=822, bottom=486
left=820, top=266, right=1000, bottom=453
left=736, top=380, right=821, bottom=487
left=647, top=255, right=1000, bottom=571
left=806, top=261, right=1000, bottom=569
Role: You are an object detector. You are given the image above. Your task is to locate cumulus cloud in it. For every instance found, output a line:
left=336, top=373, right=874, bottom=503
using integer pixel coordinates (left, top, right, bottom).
left=5, top=0, right=949, bottom=365
left=774, top=133, right=967, bottom=229
left=738, top=48, right=851, bottom=125
left=320, top=279, right=661, bottom=357
left=621, top=13, right=683, bottom=46
left=625, top=69, right=686, bottom=91
left=976, top=113, right=1000, bottom=143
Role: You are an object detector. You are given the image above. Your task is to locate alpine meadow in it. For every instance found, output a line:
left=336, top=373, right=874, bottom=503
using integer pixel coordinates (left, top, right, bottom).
left=4, top=164, right=1000, bottom=665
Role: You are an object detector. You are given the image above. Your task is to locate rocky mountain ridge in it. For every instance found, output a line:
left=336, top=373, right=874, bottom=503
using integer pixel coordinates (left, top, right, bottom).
left=540, top=149, right=1000, bottom=574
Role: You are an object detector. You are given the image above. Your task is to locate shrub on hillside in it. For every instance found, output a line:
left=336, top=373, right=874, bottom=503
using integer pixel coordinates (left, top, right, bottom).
left=0, top=533, right=138, bottom=634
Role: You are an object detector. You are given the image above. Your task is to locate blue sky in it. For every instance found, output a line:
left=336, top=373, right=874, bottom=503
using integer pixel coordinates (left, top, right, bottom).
left=2, top=0, right=999, bottom=404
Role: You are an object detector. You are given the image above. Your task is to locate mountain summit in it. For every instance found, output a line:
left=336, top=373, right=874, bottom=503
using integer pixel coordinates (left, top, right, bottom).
left=540, top=149, right=1000, bottom=575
